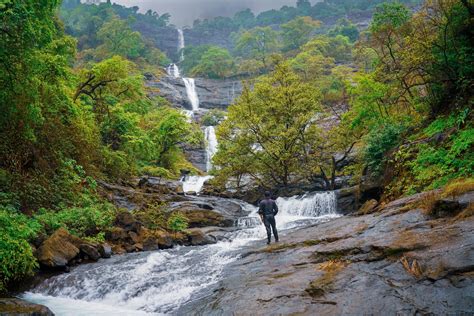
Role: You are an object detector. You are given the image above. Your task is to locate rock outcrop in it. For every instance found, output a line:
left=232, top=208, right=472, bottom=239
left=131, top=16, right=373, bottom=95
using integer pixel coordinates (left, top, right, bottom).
left=35, top=228, right=82, bottom=268
left=0, top=298, right=53, bottom=316
left=148, top=75, right=243, bottom=110
left=35, top=228, right=109, bottom=269
left=177, top=191, right=474, bottom=315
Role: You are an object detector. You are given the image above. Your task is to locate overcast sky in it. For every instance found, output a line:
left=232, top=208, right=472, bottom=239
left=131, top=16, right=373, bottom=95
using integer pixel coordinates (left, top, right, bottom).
left=112, top=0, right=310, bottom=27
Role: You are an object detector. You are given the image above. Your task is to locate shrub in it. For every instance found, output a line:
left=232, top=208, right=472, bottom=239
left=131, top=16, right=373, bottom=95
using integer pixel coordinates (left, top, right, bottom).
left=167, top=212, right=188, bottom=234
left=133, top=203, right=166, bottom=230
left=139, top=165, right=175, bottom=179
left=364, top=123, right=405, bottom=175
left=34, top=201, right=115, bottom=238
left=0, top=208, right=41, bottom=292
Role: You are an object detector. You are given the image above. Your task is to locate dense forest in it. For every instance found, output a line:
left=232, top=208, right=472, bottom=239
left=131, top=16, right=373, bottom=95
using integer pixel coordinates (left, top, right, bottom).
left=0, top=0, right=473, bottom=300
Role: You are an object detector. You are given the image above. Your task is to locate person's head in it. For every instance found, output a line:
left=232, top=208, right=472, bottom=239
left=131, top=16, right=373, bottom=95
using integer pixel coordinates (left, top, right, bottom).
left=264, top=191, right=271, bottom=198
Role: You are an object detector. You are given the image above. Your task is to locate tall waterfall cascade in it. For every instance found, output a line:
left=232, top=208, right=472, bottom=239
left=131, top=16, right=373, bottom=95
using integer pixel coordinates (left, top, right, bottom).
left=177, top=29, right=185, bottom=62
left=205, top=126, right=218, bottom=172
left=182, top=77, right=200, bottom=111
left=23, top=191, right=340, bottom=315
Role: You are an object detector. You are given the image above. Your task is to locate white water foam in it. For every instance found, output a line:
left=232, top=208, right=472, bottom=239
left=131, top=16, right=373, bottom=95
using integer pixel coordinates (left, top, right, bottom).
left=23, top=192, right=340, bottom=315
left=182, top=77, right=199, bottom=111
left=177, top=29, right=185, bottom=62
left=182, top=175, right=212, bottom=193
left=204, top=126, right=218, bottom=172
left=166, top=64, right=180, bottom=78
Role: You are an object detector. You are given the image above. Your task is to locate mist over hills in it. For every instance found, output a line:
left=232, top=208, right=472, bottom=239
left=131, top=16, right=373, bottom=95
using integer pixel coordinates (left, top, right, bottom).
left=113, top=0, right=314, bottom=26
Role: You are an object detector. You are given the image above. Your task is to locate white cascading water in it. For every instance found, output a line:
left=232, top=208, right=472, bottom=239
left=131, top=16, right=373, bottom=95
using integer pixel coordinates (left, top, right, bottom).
left=177, top=29, right=185, bottom=62
left=22, top=192, right=339, bottom=315
left=181, top=126, right=218, bottom=193
left=205, top=126, right=218, bottom=172
left=181, top=175, right=212, bottom=193
left=182, top=77, right=199, bottom=111
left=166, top=63, right=180, bottom=78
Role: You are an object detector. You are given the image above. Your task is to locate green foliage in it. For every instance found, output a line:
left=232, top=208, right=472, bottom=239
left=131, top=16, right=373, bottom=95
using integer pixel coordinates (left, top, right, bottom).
left=133, top=203, right=166, bottom=230
left=234, top=26, right=280, bottom=69
left=34, top=198, right=116, bottom=238
left=328, top=18, right=359, bottom=42
left=201, top=109, right=227, bottom=126
left=215, top=62, right=323, bottom=186
left=139, top=165, right=175, bottom=179
left=167, top=212, right=188, bottom=233
left=0, top=208, right=40, bottom=292
left=190, top=46, right=234, bottom=79
left=281, top=16, right=321, bottom=52
left=97, top=17, right=144, bottom=59
left=364, top=123, right=406, bottom=175
left=410, top=127, right=474, bottom=189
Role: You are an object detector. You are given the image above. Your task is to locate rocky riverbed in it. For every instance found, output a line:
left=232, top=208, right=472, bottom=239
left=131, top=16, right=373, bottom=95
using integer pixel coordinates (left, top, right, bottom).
left=6, top=187, right=473, bottom=315
left=178, top=191, right=474, bottom=315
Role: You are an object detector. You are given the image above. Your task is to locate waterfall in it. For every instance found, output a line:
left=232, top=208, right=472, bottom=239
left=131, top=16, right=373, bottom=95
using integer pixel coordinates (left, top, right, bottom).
left=22, top=192, right=340, bottom=314
left=205, top=126, right=218, bottom=172
left=238, top=191, right=338, bottom=230
left=181, top=175, right=212, bottom=193
left=276, top=191, right=337, bottom=217
left=177, top=29, right=185, bottom=62
left=166, top=63, right=180, bottom=78
left=183, top=78, right=200, bottom=111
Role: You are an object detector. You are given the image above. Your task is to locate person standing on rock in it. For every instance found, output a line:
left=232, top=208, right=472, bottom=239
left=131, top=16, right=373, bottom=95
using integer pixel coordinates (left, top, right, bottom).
left=259, top=191, right=279, bottom=245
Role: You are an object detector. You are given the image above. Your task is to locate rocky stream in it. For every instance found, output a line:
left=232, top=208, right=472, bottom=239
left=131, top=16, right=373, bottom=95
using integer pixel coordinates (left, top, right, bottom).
left=4, top=30, right=473, bottom=316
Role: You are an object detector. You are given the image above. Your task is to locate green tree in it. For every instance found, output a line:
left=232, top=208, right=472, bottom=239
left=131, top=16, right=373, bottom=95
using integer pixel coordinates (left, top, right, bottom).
left=234, top=26, right=280, bottom=69
left=214, top=62, right=322, bottom=186
left=191, top=46, right=234, bottom=79
left=97, top=17, right=144, bottom=59
left=328, top=18, right=360, bottom=43
left=281, top=16, right=321, bottom=51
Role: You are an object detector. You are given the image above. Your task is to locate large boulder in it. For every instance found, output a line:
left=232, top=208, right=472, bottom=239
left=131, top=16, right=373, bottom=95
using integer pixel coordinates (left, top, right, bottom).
left=98, top=243, right=112, bottom=258
left=181, top=209, right=230, bottom=228
left=186, top=229, right=217, bottom=246
left=0, top=298, right=53, bottom=316
left=36, top=228, right=81, bottom=268
left=79, top=244, right=101, bottom=261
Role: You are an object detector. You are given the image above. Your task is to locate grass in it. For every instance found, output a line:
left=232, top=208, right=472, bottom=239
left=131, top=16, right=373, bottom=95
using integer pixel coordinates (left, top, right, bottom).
left=306, top=260, right=348, bottom=297
left=400, top=256, right=423, bottom=278
left=418, top=191, right=439, bottom=216
left=442, top=178, right=474, bottom=199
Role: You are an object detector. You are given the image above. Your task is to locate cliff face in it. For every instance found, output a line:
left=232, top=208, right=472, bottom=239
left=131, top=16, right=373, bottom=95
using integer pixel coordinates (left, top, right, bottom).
left=134, top=24, right=180, bottom=62
left=148, top=75, right=243, bottom=110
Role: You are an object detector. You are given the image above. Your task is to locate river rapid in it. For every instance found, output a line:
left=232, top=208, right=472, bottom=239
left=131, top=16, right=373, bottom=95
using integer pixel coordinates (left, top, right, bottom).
left=22, top=191, right=340, bottom=315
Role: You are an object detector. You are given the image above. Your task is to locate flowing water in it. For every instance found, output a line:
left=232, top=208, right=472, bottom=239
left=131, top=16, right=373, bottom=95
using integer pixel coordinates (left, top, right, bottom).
left=166, top=64, right=180, bottom=78
left=22, top=192, right=340, bottom=315
left=204, top=126, right=218, bottom=172
left=182, top=78, right=199, bottom=111
left=181, top=126, right=218, bottom=193
left=181, top=175, right=212, bottom=193
left=177, top=29, right=185, bottom=62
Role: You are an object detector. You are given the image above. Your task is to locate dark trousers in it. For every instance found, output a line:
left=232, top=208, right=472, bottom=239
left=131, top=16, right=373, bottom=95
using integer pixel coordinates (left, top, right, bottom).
left=263, top=215, right=279, bottom=243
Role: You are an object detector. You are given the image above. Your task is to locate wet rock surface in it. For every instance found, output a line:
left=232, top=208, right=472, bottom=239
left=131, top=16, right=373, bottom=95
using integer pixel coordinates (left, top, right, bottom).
left=0, top=298, right=54, bottom=316
left=148, top=75, right=242, bottom=110
left=178, top=191, right=474, bottom=315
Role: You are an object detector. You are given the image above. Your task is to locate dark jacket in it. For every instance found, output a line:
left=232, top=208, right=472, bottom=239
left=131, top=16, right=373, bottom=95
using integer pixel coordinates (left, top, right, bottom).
left=258, top=198, right=278, bottom=216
